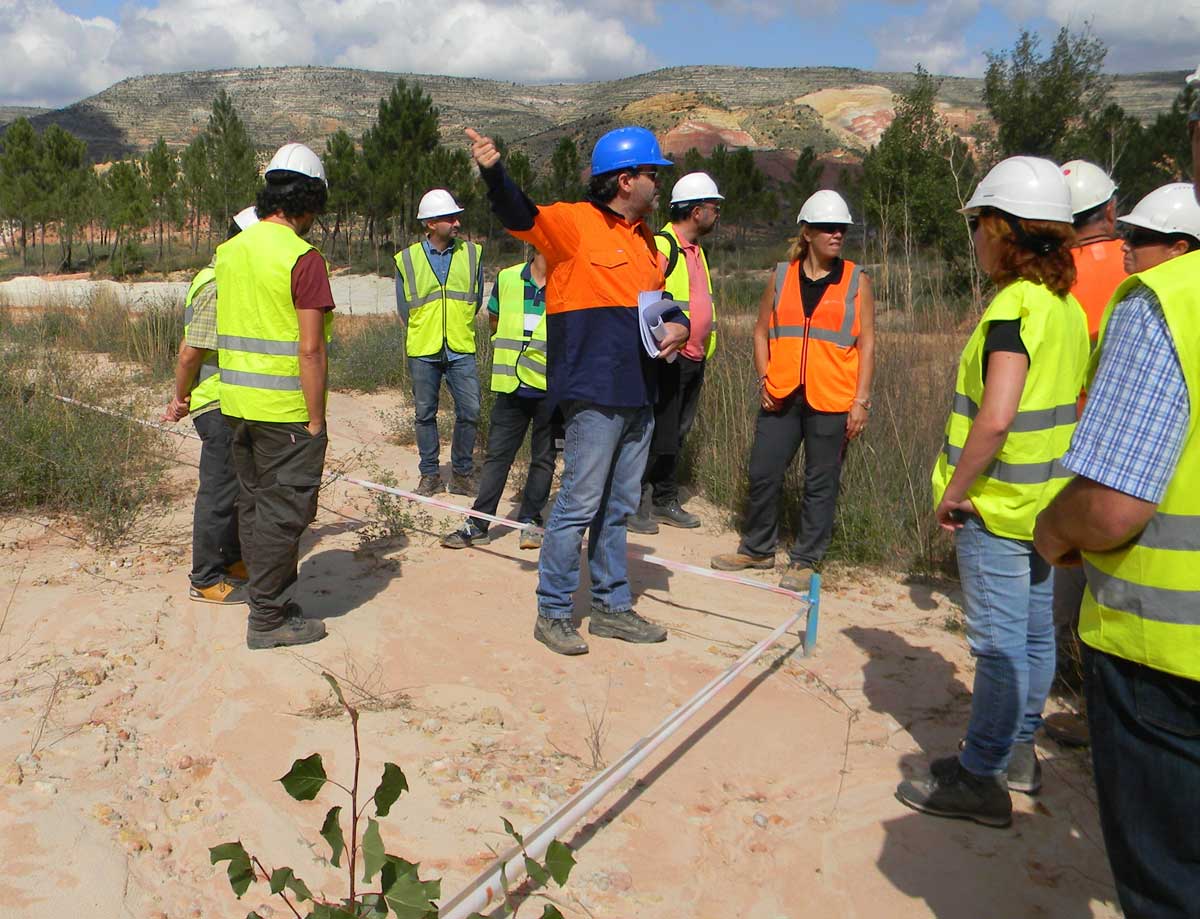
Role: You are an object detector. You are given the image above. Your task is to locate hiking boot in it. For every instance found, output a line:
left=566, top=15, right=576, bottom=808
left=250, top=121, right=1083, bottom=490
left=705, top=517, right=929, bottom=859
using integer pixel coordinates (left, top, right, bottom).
left=652, top=500, right=700, bottom=529
left=226, top=560, right=249, bottom=583
left=589, top=607, right=667, bottom=644
left=1005, top=742, right=1042, bottom=796
left=519, top=527, right=543, bottom=550
left=534, top=616, right=589, bottom=656
left=415, top=474, right=445, bottom=497
left=710, top=551, right=775, bottom=572
left=189, top=580, right=248, bottom=605
left=440, top=521, right=491, bottom=549
left=626, top=510, right=659, bottom=534
left=448, top=473, right=477, bottom=496
left=937, top=740, right=1042, bottom=796
left=779, top=564, right=814, bottom=593
left=896, top=759, right=1013, bottom=828
left=246, top=613, right=327, bottom=650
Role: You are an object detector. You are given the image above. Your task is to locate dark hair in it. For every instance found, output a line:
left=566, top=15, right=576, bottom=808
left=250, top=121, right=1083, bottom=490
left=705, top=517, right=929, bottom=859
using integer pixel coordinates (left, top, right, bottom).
left=255, top=171, right=327, bottom=220
left=670, top=202, right=701, bottom=223
left=1072, top=196, right=1112, bottom=229
left=978, top=209, right=1077, bottom=297
left=587, top=170, right=622, bottom=204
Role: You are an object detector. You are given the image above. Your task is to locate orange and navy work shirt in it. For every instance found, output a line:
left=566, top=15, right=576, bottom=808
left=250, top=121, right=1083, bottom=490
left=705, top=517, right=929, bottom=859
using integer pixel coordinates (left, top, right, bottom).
left=1070, top=238, right=1126, bottom=340
left=482, top=163, right=686, bottom=408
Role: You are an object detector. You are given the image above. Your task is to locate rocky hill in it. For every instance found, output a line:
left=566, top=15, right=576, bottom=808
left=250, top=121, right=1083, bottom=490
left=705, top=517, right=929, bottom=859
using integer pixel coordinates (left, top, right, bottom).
left=19, top=65, right=1188, bottom=168
left=0, top=106, right=49, bottom=127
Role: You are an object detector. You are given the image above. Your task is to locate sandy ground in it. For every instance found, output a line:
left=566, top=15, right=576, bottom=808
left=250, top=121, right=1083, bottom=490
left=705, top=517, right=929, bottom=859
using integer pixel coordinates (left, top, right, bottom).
left=0, top=274, right=400, bottom=316
left=0, top=387, right=1122, bottom=919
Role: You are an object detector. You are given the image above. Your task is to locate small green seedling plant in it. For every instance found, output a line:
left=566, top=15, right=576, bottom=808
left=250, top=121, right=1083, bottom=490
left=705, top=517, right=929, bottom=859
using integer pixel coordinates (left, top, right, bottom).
left=211, top=673, right=576, bottom=918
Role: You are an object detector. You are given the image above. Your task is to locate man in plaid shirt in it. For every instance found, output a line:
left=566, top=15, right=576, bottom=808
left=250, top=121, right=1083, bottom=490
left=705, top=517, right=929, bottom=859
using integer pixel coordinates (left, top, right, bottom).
left=1034, top=71, right=1200, bottom=917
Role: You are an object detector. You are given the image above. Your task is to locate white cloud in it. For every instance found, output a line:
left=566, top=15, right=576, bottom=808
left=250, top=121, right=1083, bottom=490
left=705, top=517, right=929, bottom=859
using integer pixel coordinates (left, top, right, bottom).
left=872, top=0, right=983, bottom=75
left=0, top=0, right=653, bottom=107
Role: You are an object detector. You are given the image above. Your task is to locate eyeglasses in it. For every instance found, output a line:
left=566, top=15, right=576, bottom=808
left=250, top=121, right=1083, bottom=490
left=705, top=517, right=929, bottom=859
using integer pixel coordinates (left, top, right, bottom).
left=809, top=223, right=847, bottom=235
left=967, top=216, right=981, bottom=233
left=633, top=168, right=659, bottom=180
left=1122, top=226, right=1171, bottom=248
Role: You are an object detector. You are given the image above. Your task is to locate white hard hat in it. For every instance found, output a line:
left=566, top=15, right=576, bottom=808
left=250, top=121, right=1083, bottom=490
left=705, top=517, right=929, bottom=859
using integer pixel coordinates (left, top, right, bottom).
left=265, top=143, right=326, bottom=186
left=960, top=156, right=1073, bottom=223
left=417, top=189, right=463, bottom=222
left=670, top=172, right=724, bottom=205
left=1118, top=183, right=1200, bottom=242
left=232, top=205, right=259, bottom=231
left=1060, top=160, right=1117, bottom=215
left=797, top=189, right=853, bottom=225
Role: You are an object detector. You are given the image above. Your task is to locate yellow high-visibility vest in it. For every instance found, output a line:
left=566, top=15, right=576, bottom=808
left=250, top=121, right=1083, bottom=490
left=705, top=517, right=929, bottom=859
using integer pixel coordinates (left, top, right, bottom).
left=183, top=265, right=221, bottom=414
left=655, top=223, right=717, bottom=359
left=1080, top=250, right=1200, bottom=680
left=215, top=221, right=331, bottom=422
left=931, top=279, right=1089, bottom=540
left=489, top=262, right=547, bottom=394
left=394, top=240, right=481, bottom=357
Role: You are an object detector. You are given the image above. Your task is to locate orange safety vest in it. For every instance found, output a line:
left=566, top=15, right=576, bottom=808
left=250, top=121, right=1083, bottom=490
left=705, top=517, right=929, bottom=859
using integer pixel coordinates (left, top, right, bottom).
left=765, top=258, right=863, bottom=412
left=1070, top=238, right=1126, bottom=340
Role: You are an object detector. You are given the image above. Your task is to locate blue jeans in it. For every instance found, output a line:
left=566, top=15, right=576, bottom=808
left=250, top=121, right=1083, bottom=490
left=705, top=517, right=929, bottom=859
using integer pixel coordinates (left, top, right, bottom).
left=409, top=356, right=480, bottom=476
left=537, top=402, right=653, bottom=620
left=956, top=515, right=1055, bottom=776
left=1086, top=647, right=1200, bottom=919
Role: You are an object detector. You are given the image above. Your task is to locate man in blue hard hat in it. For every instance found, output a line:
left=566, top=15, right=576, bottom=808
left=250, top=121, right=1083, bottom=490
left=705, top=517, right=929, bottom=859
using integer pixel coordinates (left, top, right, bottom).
left=467, top=124, right=690, bottom=656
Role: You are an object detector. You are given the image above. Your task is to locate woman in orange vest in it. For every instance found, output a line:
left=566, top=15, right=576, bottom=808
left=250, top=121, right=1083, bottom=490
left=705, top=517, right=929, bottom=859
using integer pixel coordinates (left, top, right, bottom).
left=710, top=190, right=875, bottom=592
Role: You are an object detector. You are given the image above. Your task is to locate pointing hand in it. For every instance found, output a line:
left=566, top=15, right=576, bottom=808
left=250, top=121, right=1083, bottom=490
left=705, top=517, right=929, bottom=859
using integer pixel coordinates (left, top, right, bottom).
left=465, top=128, right=500, bottom=169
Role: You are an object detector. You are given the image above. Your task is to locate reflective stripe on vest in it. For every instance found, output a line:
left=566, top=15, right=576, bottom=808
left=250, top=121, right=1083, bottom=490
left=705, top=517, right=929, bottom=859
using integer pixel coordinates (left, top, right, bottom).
left=184, top=265, right=221, bottom=414
left=764, top=259, right=862, bottom=412
left=395, top=240, right=480, bottom=357
left=215, top=221, right=326, bottom=422
left=656, top=224, right=717, bottom=359
left=1080, top=251, right=1200, bottom=680
left=930, top=279, right=1089, bottom=541
left=489, top=262, right=547, bottom=393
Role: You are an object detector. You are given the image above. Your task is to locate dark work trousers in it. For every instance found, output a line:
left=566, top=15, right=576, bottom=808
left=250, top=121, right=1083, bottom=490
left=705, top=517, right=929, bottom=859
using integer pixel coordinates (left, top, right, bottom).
left=1085, top=647, right=1200, bottom=918
left=473, top=392, right=558, bottom=533
left=644, top=355, right=706, bottom=506
left=190, top=408, right=242, bottom=588
left=738, top=392, right=848, bottom=566
left=227, top=418, right=328, bottom=630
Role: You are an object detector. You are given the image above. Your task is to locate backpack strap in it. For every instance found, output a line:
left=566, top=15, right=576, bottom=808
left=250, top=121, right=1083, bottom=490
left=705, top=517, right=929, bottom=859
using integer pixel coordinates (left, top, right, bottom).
left=655, top=231, right=680, bottom=279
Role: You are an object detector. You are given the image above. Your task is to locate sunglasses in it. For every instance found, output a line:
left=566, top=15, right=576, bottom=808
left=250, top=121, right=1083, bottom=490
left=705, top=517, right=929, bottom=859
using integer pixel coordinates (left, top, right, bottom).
left=1122, top=226, right=1171, bottom=248
left=632, top=168, right=659, bottom=180
left=809, top=223, right=847, bottom=235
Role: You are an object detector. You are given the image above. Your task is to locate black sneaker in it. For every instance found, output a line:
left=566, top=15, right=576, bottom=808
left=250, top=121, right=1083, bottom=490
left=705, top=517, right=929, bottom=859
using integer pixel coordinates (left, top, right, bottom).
left=246, top=613, right=327, bottom=650
left=415, top=474, right=444, bottom=497
left=589, top=607, right=667, bottom=643
left=896, top=760, right=1012, bottom=828
left=1005, top=742, right=1042, bottom=796
left=652, top=500, right=700, bottom=529
left=440, top=521, right=491, bottom=549
left=534, top=616, right=589, bottom=656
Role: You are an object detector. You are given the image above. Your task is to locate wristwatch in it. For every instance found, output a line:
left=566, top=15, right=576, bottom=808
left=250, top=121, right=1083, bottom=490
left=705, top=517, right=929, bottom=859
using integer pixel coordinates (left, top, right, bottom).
left=853, top=397, right=872, bottom=410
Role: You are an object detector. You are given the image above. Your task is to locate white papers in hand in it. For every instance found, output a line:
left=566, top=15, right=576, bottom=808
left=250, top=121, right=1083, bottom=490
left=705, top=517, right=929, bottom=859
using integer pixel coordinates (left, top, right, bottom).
left=638, top=290, right=677, bottom=363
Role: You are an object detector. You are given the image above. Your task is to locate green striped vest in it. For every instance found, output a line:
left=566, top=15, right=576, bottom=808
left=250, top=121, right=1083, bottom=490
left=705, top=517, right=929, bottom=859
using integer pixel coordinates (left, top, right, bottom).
left=490, top=262, right=548, bottom=394
left=1080, top=251, right=1200, bottom=680
left=655, top=223, right=717, bottom=359
left=394, top=239, right=481, bottom=357
left=214, top=221, right=331, bottom=422
left=183, top=265, right=221, bottom=414
left=931, top=279, right=1089, bottom=541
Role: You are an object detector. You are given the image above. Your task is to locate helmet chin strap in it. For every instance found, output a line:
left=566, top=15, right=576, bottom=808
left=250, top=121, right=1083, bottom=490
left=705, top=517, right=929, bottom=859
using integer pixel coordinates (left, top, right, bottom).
left=1002, top=212, right=1061, bottom=256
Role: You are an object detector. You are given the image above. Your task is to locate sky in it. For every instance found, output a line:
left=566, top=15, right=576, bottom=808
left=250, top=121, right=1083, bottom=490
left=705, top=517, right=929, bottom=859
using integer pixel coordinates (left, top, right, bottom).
left=3, top=0, right=1197, bottom=108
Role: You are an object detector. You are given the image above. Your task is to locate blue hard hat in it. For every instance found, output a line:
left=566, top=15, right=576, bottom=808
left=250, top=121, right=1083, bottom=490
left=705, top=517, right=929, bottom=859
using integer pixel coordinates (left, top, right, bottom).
left=590, top=127, right=673, bottom=176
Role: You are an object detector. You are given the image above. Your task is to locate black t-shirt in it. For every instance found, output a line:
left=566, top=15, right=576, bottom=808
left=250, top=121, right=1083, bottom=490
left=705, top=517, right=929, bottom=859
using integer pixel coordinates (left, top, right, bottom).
left=982, top=319, right=1029, bottom=382
left=800, top=258, right=844, bottom=317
